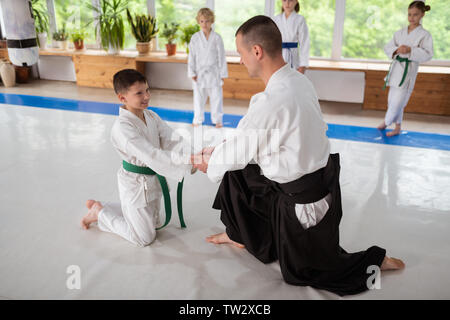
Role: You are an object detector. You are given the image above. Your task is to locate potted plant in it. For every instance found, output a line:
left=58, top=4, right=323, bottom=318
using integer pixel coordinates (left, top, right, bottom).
left=160, top=22, right=179, bottom=56
left=31, top=0, right=49, bottom=50
left=87, top=0, right=126, bottom=55
left=180, top=23, right=200, bottom=54
left=126, top=9, right=158, bottom=55
left=52, top=26, right=69, bottom=50
left=71, top=29, right=87, bottom=50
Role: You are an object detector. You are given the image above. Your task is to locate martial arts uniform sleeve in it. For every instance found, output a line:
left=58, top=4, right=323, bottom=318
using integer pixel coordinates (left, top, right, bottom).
left=297, top=16, right=310, bottom=67
left=410, top=32, right=434, bottom=63
left=120, top=122, right=191, bottom=182
left=217, top=35, right=228, bottom=79
left=187, top=37, right=197, bottom=78
left=207, top=117, right=260, bottom=183
left=384, top=32, right=399, bottom=59
left=153, top=111, right=193, bottom=154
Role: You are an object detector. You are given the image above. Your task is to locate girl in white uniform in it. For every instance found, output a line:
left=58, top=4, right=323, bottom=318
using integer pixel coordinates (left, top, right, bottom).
left=378, top=1, right=433, bottom=137
left=188, top=8, right=228, bottom=128
left=81, top=69, right=194, bottom=247
left=273, top=0, right=310, bottom=74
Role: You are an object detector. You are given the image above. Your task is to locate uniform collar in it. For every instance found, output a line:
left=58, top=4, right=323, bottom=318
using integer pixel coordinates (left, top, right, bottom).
left=265, top=63, right=291, bottom=92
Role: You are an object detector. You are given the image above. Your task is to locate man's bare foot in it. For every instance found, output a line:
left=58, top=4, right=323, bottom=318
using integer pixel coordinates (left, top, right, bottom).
left=206, top=232, right=245, bottom=248
left=215, top=123, right=223, bottom=128
left=386, top=124, right=401, bottom=137
left=81, top=201, right=103, bottom=230
left=381, top=256, right=405, bottom=271
left=377, top=122, right=387, bottom=130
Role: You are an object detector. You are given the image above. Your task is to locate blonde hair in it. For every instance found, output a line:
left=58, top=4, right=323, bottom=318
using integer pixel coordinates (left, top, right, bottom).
left=196, top=8, right=215, bottom=24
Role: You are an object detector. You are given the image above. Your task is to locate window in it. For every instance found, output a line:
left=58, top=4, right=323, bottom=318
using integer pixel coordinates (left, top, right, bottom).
left=343, top=0, right=407, bottom=60
left=274, top=0, right=335, bottom=58
left=155, top=0, right=206, bottom=51
left=54, top=0, right=96, bottom=47
left=215, top=0, right=265, bottom=52
left=422, top=0, right=450, bottom=60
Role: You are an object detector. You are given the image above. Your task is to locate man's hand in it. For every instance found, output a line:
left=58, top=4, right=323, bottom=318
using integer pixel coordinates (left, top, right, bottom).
left=192, top=76, right=197, bottom=82
left=201, top=146, right=215, bottom=155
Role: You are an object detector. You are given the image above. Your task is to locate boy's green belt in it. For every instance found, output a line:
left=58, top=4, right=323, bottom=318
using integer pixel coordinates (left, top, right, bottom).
left=122, top=160, right=186, bottom=230
left=383, top=55, right=412, bottom=90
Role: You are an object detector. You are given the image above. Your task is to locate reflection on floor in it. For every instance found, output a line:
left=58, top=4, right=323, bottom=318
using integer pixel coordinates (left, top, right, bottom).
left=0, top=86, right=449, bottom=299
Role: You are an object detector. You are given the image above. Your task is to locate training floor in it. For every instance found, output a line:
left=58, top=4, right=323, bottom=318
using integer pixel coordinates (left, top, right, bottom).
left=0, top=81, right=449, bottom=300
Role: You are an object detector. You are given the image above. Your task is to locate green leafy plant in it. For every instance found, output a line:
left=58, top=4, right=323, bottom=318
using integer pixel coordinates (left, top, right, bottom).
left=160, top=22, right=180, bottom=45
left=180, top=23, right=200, bottom=52
left=70, top=29, right=87, bottom=42
left=52, top=25, right=69, bottom=41
left=87, top=0, right=126, bottom=51
left=126, top=9, right=158, bottom=43
left=31, top=0, right=49, bottom=34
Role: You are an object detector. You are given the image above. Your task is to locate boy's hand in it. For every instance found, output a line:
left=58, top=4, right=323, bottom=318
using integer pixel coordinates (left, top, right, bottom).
left=397, top=45, right=411, bottom=54
left=191, top=152, right=210, bottom=173
left=201, top=146, right=215, bottom=155
left=192, top=76, right=197, bottom=82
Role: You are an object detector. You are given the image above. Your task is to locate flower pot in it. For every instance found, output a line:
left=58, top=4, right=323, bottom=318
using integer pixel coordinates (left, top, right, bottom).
left=14, top=65, right=32, bottom=83
left=73, top=39, right=84, bottom=50
left=136, top=42, right=151, bottom=55
left=62, top=40, right=68, bottom=50
left=0, top=61, right=16, bottom=87
left=165, top=43, right=176, bottom=56
left=38, top=33, right=47, bottom=50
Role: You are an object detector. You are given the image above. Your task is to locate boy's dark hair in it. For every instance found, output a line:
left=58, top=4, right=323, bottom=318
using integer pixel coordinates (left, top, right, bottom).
left=113, top=69, right=147, bottom=94
left=235, top=15, right=282, bottom=58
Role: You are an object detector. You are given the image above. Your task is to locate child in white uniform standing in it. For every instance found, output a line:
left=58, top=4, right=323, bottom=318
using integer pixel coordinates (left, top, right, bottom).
left=188, top=8, right=228, bottom=128
left=81, top=69, right=195, bottom=247
left=378, top=1, right=433, bottom=137
left=273, top=0, right=310, bottom=74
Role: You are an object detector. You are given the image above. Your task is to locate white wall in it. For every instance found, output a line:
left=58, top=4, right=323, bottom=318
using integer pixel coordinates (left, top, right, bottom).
left=37, top=56, right=76, bottom=82
left=36, top=59, right=365, bottom=103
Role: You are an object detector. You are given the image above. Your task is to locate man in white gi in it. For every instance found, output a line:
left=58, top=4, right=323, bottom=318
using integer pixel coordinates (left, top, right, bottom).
left=273, top=0, right=310, bottom=73
left=193, top=15, right=405, bottom=296
left=378, top=1, right=433, bottom=136
left=188, top=8, right=228, bottom=128
left=81, top=69, right=194, bottom=247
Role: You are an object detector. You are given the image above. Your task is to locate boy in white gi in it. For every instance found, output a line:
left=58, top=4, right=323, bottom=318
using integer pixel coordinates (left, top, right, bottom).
left=188, top=8, right=228, bottom=128
left=81, top=69, right=194, bottom=247
left=378, top=1, right=433, bottom=137
left=273, top=0, right=310, bottom=74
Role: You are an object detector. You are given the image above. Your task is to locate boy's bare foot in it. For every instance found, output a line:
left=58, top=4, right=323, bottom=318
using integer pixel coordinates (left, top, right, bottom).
left=192, top=123, right=200, bottom=127
left=377, top=122, right=387, bottom=130
left=381, top=256, right=405, bottom=271
left=215, top=123, right=223, bottom=128
left=386, top=124, right=401, bottom=137
left=81, top=201, right=103, bottom=230
left=206, top=232, right=245, bottom=248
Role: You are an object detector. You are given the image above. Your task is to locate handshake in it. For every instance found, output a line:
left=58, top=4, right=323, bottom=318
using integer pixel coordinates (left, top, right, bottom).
left=190, top=146, right=215, bottom=174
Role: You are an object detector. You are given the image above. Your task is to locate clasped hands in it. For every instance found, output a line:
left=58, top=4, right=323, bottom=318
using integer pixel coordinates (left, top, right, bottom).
left=396, top=45, right=411, bottom=55
left=190, top=147, right=215, bottom=173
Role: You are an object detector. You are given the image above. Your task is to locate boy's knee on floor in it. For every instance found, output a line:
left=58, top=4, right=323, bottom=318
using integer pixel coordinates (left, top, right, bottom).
left=133, top=230, right=156, bottom=247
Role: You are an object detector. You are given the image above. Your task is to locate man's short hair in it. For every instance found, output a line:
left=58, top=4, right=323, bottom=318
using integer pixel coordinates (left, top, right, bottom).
left=235, top=15, right=282, bottom=58
left=113, top=69, right=147, bottom=94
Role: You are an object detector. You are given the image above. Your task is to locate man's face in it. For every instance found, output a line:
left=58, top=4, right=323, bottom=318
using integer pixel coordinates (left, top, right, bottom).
left=236, top=33, right=258, bottom=78
left=119, top=81, right=151, bottom=110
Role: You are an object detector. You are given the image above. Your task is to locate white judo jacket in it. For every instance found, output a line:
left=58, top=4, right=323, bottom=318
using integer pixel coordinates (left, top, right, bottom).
left=273, top=12, right=310, bottom=69
left=187, top=30, right=228, bottom=88
left=111, top=107, right=192, bottom=208
left=384, top=25, right=433, bottom=90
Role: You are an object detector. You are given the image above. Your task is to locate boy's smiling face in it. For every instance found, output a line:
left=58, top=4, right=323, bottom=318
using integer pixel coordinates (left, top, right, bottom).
left=118, top=81, right=151, bottom=110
